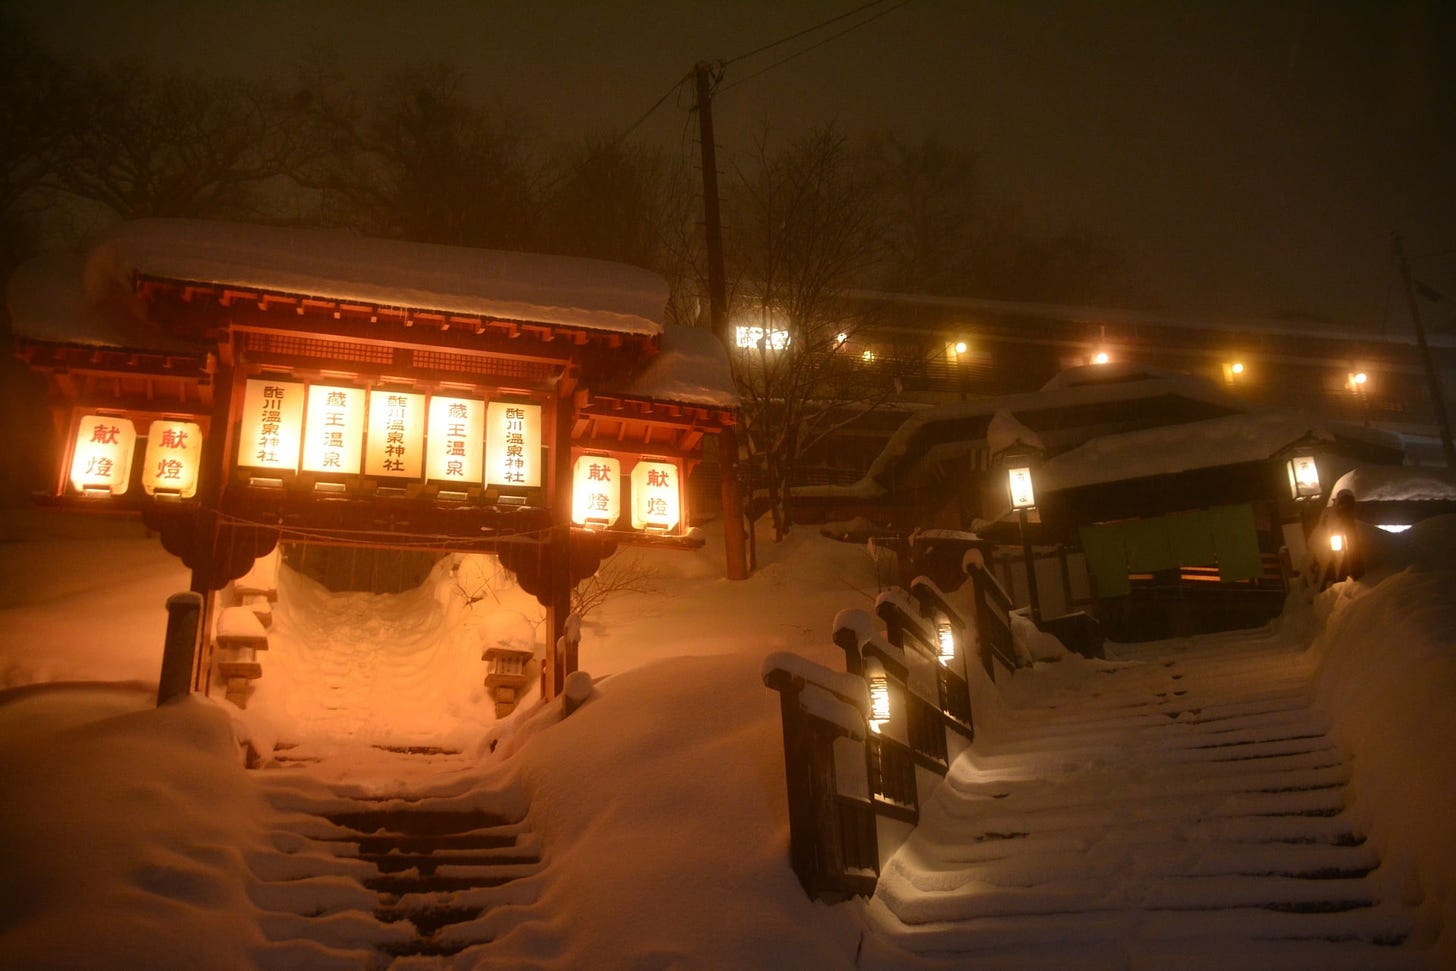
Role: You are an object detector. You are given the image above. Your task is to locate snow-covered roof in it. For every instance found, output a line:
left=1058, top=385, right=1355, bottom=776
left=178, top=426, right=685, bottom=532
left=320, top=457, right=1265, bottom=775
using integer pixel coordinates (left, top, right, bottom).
left=1328, top=465, right=1456, bottom=504
left=1036, top=410, right=1332, bottom=494
left=618, top=325, right=739, bottom=410
left=7, top=254, right=200, bottom=351
left=857, top=369, right=1239, bottom=487
left=11, top=218, right=670, bottom=344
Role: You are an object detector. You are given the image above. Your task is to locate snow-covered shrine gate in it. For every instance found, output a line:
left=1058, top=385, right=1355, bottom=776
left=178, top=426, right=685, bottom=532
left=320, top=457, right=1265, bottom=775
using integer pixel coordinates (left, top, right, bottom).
left=11, top=219, right=746, bottom=705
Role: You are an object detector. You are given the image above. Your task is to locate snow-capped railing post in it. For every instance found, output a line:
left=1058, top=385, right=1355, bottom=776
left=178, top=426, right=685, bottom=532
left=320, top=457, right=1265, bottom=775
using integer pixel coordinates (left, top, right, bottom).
left=761, top=653, right=878, bottom=899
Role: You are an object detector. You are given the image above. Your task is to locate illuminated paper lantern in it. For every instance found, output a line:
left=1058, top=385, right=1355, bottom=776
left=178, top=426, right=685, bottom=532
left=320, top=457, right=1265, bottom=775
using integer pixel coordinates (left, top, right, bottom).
left=239, top=379, right=304, bottom=472
left=365, top=389, right=425, bottom=479
left=69, top=414, right=136, bottom=495
left=426, top=395, right=485, bottom=484
left=142, top=420, right=202, bottom=497
left=630, top=459, right=681, bottom=532
left=572, top=455, right=621, bottom=526
left=301, top=384, right=365, bottom=475
left=485, top=401, right=541, bottom=489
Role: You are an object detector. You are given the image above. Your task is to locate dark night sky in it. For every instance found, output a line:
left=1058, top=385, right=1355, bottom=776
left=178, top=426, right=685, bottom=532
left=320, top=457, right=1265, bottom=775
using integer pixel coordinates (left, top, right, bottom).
left=14, top=0, right=1456, bottom=331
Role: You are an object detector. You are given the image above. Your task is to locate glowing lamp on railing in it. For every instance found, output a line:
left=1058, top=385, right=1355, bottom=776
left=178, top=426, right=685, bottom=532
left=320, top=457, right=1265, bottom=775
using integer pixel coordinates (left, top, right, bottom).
left=937, top=622, right=956, bottom=666
left=1329, top=531, right=1346, bottom=554
left=865, top=658, right=891, bottom=733
left=1286, top=454, right=1322, bottom=501
left=70, top=415, right=136, bottom=496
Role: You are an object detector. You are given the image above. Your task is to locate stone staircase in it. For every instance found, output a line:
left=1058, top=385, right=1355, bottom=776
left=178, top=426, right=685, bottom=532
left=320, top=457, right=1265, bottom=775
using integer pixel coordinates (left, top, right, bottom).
left=245, top=756, right=543, bottom=969
left=861, top=637, right=1432, bottom=970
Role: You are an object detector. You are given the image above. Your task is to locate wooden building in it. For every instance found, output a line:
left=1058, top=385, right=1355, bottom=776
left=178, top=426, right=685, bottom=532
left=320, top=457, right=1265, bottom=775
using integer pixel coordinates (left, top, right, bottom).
left=8, top=218, right=745, bottom=700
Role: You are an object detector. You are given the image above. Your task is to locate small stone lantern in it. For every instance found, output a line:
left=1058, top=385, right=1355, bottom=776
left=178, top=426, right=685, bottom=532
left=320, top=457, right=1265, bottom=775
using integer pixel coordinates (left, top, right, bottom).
left=483, top=646, right=534, bottom=718
left=215, top=605, right=270, bottom=709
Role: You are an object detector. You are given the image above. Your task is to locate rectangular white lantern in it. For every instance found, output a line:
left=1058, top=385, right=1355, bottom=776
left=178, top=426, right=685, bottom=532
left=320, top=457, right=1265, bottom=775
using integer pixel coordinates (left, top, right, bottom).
left=239, top=379, right=305, bottom=472
left=301, top=384, right=365, bottom=475
left=1287, top=455, right=1321, bottom=500
left=426, top=395, right=485, bottom=484
left=142, top=419, right=202, bottom=497
left=572, top=455, right=621, bottom=526
left=365, top=389, right=425, bottom=479
left=486, top=401, right=541, bottom=489
left=1007, top=466, right=1036, bottom=510
left=630, top=459, right=681, bottom=532
left=69, top=414, right=136, bottom=495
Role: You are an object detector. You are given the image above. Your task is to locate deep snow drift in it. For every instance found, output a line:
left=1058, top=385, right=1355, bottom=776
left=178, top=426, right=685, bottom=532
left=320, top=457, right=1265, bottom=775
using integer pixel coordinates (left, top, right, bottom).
left=0, top=506, right=1452, bottom=969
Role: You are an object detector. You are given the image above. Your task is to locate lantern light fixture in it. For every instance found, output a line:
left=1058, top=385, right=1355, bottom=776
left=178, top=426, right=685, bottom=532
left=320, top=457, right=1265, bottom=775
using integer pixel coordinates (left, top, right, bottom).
left=1286, top=455, right=1322, bottom=501
left=1329, top=531, right=1346, bottom=553
left=1007, top=465, right=1036, bottom=511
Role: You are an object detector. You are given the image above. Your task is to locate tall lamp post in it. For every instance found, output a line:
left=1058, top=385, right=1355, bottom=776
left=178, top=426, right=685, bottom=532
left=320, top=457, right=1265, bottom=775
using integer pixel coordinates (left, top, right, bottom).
left=1006, top=461, right=1042, bottom=626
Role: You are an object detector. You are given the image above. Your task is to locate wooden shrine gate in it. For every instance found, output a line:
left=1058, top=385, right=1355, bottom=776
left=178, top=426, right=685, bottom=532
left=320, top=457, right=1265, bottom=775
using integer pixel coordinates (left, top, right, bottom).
left=11, top=219, right=746, bottom=705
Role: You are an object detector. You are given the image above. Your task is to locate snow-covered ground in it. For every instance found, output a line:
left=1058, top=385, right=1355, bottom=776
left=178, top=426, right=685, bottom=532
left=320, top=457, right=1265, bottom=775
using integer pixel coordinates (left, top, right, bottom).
left=0, top=504, right=1452, bottom=969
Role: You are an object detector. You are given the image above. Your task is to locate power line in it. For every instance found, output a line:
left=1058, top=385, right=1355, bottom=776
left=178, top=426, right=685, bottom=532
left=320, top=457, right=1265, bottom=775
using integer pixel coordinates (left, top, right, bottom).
left=723, top=0, right=901, bottom=67
left=720, top=0, right=916, bottom=95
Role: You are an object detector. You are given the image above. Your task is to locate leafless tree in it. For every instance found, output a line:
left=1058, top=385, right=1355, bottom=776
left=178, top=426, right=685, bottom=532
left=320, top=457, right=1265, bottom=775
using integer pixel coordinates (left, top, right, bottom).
left=722, top=126, right=897, bottom=541
left=48, top=64, right=312, bottom=223
left=298, top=63, right=539, bottom=249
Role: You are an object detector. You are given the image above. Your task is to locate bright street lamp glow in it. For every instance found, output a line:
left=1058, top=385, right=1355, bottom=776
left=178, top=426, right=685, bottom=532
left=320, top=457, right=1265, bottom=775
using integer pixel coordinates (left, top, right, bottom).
left=953, top=340, right=968, bottom=355
left=1092, top=351, right=1110, bottom=365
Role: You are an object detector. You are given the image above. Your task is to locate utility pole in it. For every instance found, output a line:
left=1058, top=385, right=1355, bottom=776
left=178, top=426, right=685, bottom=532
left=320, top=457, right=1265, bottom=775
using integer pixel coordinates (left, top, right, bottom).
left=1393, top=232, right=1456, bottom=467
left=694, top=60, right=749, bottom=579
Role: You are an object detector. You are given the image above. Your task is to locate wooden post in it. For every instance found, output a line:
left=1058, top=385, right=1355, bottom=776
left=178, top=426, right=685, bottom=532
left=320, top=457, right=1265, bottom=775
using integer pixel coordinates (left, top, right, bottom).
left=157, top=592, right=203, bottom=706
left=185, top=352, right=236, bottom=694
left=719, top=425, right=748, bottom=580
left=543, top=392, right=575, bottom=700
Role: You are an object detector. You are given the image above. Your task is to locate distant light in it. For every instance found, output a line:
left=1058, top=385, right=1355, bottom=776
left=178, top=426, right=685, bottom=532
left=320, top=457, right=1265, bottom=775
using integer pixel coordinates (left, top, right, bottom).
left=861, top=349, right=876, bottom=363
left=1091, top=351, right=1110, bottom=365
left=836, top=332, right=848, bottom=345
left=1329, top=532, right=1345, bottom=553
left=953, top=340, right=968, bottom=355
left=1376, top=524, right=1412, bottom=534
left=1230, top=362, right=1244, bottom=375
left=1347, top=371, right=1368, bottom=391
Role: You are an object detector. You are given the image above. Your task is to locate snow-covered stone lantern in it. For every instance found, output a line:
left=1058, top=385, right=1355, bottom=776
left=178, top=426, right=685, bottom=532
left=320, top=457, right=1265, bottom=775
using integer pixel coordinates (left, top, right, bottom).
left=483, top=647, right=534, bottom=718
left=215, top=606, right=270, bottom=709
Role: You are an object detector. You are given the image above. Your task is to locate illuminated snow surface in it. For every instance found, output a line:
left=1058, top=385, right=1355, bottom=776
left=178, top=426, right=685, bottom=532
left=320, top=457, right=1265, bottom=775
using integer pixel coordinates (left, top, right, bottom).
left=0, top=507, right=1453, bottom=969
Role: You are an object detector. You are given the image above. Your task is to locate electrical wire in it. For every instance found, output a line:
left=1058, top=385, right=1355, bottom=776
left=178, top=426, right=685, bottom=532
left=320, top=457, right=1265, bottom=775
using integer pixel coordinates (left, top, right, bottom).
left=719, top=0, right=916, bottom=95
left=722, top=0, right=901, bottom=67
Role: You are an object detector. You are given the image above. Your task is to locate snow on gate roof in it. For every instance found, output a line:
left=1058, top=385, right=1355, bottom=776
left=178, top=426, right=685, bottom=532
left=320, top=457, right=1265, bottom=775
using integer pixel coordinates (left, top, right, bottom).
left=91, top=218, right=671, bottom=336
left=9, top=218, right=671, bottom=345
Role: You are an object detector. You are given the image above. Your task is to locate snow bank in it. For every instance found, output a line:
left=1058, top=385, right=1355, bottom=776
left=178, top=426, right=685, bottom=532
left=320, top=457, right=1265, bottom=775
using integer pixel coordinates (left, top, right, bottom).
left=0, top=690, right=268, bottom=969
left=1306, top=514, right=1456, bottom=963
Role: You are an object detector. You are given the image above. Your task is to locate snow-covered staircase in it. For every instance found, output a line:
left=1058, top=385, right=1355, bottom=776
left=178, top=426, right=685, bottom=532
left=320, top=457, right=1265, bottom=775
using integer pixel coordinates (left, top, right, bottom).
left=862, top=636, right=1430, bottom=970
left=244, top=757, right=544, bottom=968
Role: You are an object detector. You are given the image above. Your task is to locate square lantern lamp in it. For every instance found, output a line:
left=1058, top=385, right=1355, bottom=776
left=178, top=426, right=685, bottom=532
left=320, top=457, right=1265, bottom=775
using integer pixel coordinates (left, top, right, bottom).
left=1287, top=454, right=1322, bottom=502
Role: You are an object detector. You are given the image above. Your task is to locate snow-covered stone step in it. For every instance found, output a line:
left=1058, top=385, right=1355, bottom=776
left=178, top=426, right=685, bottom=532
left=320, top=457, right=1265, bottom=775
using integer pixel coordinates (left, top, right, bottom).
left=863, top=902, right=1421, bottom=971
left=909, top=831, right=1378, bottom=878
